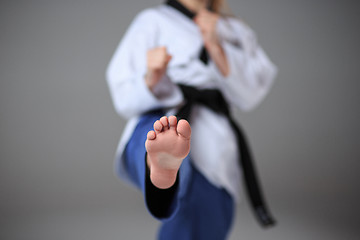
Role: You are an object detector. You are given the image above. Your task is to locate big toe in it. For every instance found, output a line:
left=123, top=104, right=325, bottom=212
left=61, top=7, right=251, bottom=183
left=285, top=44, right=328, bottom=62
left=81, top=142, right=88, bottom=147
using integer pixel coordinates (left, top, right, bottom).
left=177, top=119, right=191, bottom=140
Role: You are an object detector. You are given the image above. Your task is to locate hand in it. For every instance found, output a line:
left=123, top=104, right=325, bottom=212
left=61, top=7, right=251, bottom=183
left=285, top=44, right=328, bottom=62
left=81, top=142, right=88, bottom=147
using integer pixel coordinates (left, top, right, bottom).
left=145, top=46, right=172, bottom=91
left=194, top=9, right=220, bottom=50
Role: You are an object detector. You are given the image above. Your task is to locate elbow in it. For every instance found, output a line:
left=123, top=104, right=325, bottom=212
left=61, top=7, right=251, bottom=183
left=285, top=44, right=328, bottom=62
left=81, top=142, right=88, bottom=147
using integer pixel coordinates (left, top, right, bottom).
left=106, top=81, right=136, bottom=120
left=115, top=106, right=136, bottom=120
left=113, top=98, right=138, bottom=119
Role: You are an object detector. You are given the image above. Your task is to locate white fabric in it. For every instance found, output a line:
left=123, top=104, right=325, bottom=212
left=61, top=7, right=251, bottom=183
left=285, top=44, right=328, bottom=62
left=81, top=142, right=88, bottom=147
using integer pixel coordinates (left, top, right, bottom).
left=106, top=4, right=277, bottom=201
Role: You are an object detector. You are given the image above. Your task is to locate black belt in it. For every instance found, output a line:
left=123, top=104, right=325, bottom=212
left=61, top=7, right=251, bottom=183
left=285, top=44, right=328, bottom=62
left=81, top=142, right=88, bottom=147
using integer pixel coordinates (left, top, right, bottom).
left=176, top=84, right=276, bottom=227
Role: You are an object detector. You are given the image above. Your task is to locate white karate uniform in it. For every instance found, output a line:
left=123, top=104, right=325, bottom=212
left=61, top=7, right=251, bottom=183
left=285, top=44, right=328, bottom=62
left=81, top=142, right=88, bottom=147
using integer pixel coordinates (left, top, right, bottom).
left=106, top=4, right=277, bottom=201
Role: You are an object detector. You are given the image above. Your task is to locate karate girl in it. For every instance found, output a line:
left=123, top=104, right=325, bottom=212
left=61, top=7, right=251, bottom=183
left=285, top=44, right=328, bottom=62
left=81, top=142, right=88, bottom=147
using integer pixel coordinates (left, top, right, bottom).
left=106, top=0, right=277, bottom=239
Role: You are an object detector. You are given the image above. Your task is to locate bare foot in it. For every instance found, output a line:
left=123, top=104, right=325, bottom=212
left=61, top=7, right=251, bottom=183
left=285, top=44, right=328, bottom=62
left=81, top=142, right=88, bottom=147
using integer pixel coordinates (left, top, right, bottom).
left=145, top=116, right=191, bottom=189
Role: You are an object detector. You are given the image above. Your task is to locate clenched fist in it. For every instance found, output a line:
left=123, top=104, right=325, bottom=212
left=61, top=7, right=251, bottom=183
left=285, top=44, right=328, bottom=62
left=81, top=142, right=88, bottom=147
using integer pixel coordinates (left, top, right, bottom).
left=145, top=46, right=172, bottom=91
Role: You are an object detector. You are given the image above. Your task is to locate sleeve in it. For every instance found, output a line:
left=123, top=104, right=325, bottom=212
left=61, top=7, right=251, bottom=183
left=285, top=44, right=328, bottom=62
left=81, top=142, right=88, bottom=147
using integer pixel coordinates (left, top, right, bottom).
left=210, top=17, right=278, bottom=111
left=106, top=9, right=183, bottom=119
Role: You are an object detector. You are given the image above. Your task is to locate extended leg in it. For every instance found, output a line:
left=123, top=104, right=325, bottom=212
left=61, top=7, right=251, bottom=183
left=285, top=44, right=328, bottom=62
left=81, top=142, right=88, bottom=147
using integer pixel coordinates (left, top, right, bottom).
left=124, top=112, right=192, bottom=219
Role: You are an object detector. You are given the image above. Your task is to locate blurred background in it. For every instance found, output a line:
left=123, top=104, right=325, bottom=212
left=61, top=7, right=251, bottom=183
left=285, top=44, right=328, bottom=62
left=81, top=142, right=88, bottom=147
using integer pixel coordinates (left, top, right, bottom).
left=1, top=0, right=359, bottom=239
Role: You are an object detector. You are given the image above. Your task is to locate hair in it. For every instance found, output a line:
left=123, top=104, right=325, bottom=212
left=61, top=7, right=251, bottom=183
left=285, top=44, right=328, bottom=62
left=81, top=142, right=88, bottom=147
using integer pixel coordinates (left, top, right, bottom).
left=211, top=0, right=232, bottom=16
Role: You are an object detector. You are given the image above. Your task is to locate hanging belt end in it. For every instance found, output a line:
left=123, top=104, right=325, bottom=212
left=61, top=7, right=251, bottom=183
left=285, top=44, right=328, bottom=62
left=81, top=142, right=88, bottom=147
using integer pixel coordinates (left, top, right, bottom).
left=255, top=206, right=276, bottom=228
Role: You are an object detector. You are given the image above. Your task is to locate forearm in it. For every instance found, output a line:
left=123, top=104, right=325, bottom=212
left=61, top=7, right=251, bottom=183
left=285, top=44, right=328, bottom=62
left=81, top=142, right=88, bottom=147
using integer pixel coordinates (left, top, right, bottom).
left=207, top=43, right=229, bottom=77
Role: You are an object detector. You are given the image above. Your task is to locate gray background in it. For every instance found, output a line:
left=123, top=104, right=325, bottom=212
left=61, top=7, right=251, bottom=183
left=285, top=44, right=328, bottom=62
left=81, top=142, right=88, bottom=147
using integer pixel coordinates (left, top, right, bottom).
left=1, top=0, right=359, bottom=239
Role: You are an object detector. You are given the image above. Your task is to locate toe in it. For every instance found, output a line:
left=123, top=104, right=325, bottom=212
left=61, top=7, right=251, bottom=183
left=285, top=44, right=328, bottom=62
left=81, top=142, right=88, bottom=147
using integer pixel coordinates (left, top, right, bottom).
left=153, top=120, right=163, bottom=133
left=168, top=116, right=177, bottom=130
left=160, top=116, right=169, bottom=130
left=147, top=130, right=156, bottom=140
left=177, top=119, right=191, bottom=140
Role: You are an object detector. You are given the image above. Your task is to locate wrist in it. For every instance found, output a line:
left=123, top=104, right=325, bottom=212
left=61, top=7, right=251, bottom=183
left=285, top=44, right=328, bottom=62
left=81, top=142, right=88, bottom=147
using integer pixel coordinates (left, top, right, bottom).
left=206, top=41, right=222, bottom=55
left=145, top=71, right=155, bottom=91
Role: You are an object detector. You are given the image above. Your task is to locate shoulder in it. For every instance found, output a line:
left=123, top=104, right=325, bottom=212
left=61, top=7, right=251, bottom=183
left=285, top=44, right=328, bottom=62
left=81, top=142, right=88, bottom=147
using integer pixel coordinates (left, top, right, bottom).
left=132, top=5, right=167, bottom=25
left=123, top=6, right=165, bottom=37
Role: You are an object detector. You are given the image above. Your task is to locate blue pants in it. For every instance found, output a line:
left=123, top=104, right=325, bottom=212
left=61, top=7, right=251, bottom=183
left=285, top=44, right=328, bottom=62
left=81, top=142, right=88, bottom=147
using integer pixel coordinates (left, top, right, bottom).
left=124, top=111, right=235, bottom=240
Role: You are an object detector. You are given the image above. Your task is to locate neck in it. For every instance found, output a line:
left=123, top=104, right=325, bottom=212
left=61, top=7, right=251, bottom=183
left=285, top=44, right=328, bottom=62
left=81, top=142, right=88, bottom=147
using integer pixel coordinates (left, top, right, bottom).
left=178, top=0, right=208, bottom=13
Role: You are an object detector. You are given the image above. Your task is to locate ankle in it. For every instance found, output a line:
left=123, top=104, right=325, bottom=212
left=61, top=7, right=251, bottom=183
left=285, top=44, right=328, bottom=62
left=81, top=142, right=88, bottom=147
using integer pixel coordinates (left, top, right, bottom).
left=150, top=167, right=178, bottom=189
